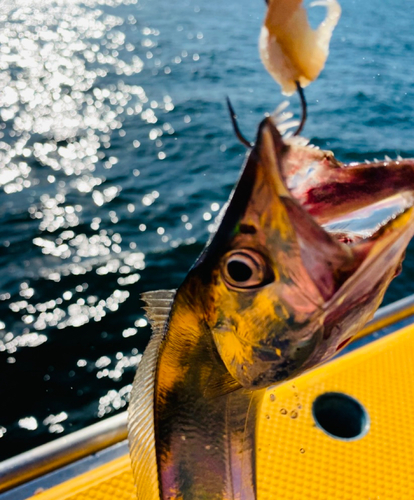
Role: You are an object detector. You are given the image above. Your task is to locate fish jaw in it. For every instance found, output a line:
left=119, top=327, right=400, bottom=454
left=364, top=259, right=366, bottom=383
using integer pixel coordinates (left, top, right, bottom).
left=304, top=206, right=414, bottom=367
left=195, top=117, right=414, bottom=389
left=279, top=145, right=414, bottom=225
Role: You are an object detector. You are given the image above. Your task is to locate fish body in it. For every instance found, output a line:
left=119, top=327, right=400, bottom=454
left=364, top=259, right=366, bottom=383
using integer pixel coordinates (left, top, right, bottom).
left=128, top=117, right=414, bottom=500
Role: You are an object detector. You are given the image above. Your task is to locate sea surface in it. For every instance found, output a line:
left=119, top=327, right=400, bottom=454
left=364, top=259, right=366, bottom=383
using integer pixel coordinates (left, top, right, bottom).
left=0, top=0, right=413, bottom=461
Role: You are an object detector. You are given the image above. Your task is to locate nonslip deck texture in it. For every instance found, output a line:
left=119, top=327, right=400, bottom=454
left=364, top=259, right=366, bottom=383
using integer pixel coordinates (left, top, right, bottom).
left=29, top=324, right=414, bottom=500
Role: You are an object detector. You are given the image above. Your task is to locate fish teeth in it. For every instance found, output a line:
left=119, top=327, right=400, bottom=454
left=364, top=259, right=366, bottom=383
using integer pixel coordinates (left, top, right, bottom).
left=365, top=155, right=404, bottom=164
left=271, top=101, right=302, bottom=137
left=285, top=136, right=310, bottom=147
left=310, top=0, right=330, bottom=6
left=272, top=100, right=290, bottom=121
left=278, top=120, right=300, bottom=133
left=277, top=111, right=294, bottom=122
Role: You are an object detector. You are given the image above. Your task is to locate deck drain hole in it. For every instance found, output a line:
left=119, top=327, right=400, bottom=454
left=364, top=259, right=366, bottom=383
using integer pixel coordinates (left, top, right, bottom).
left=312, top=392, right=369, bottom=440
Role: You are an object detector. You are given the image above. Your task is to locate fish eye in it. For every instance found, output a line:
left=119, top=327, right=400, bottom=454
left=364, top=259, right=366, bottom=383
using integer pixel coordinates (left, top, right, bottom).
left=221, top=250, right=270, bottom=289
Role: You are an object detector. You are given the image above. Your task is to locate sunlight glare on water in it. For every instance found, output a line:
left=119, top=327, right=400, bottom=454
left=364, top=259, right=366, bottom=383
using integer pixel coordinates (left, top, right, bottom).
left=0, top=0, right=230, bottom=460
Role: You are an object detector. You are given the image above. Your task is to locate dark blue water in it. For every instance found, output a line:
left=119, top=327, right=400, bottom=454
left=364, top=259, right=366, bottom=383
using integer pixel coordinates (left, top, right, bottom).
left=0, top=0, right=413, bottom=461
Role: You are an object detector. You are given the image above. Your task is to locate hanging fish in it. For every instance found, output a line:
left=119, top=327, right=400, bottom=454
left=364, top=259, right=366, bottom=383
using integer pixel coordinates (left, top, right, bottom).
left=128, top=115, right=414, bottom=500
left=259, top=0, right=341, bottom=94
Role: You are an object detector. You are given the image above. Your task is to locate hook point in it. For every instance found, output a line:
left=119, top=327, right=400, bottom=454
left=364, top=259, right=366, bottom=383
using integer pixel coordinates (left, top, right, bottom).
left=226, top=96, right=253, bottom=148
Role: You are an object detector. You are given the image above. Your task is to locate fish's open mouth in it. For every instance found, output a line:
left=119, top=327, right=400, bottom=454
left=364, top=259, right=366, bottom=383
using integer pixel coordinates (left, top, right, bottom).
left=324, top=194, right=413, bottom=244
left=280, top=137, right=414, bottom=243
left=204, top=115, right=414, bottom=308
left=203, top=115, right=414, bottom=389
left=248, top=116, right=414, bottom=304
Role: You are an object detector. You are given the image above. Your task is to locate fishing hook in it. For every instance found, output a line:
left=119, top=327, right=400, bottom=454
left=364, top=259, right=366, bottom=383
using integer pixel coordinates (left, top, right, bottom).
left=293, top=81, right=307, bottom=136
left=226, top=96, right=253, bottom=148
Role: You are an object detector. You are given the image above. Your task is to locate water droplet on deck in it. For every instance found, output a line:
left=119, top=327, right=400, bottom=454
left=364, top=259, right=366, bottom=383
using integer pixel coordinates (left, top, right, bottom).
left=18, top=416, right=38, bottom=431
left=269, top=393, right=275, bottom=402
left=280, top=408, right=287, bottom=415
left=290, top=411, right=298, bottom=419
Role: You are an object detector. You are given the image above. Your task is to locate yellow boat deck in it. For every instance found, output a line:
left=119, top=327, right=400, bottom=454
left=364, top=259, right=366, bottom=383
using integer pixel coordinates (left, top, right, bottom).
left=18, top=323, right=414, bottom=499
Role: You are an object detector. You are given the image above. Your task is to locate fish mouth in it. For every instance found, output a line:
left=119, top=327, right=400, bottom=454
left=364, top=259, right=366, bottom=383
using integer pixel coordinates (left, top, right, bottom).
left=203, top=115, right=414, bottom=390
left=250, top=117, right=414, bottom=304
left=280, top=132, right=414, bottom=245
left=209, top=116, right=414, bottom=389
left=250, top=117, right=414, bottom=374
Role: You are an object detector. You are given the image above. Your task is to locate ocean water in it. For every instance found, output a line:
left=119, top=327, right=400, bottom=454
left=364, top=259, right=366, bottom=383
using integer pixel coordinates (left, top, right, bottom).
left=0, top=0, right=413, bottom=461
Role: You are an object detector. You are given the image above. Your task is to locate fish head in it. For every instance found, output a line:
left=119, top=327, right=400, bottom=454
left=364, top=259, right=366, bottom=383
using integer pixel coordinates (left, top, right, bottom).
left=183, top=116, right=414, bottom=389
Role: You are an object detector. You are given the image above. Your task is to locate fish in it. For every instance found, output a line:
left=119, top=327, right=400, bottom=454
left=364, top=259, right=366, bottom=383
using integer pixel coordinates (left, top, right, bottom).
left=260, top=0, right=341, bottom=94
left=128, top=115, right=414, bottom=500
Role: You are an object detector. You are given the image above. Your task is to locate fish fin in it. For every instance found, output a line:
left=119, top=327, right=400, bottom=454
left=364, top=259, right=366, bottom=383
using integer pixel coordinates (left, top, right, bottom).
left=203, top=370, right=242, bottom=399
left=128, top=289, right=176, bottom=500
left=141, top=289, right=177, bottom=333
